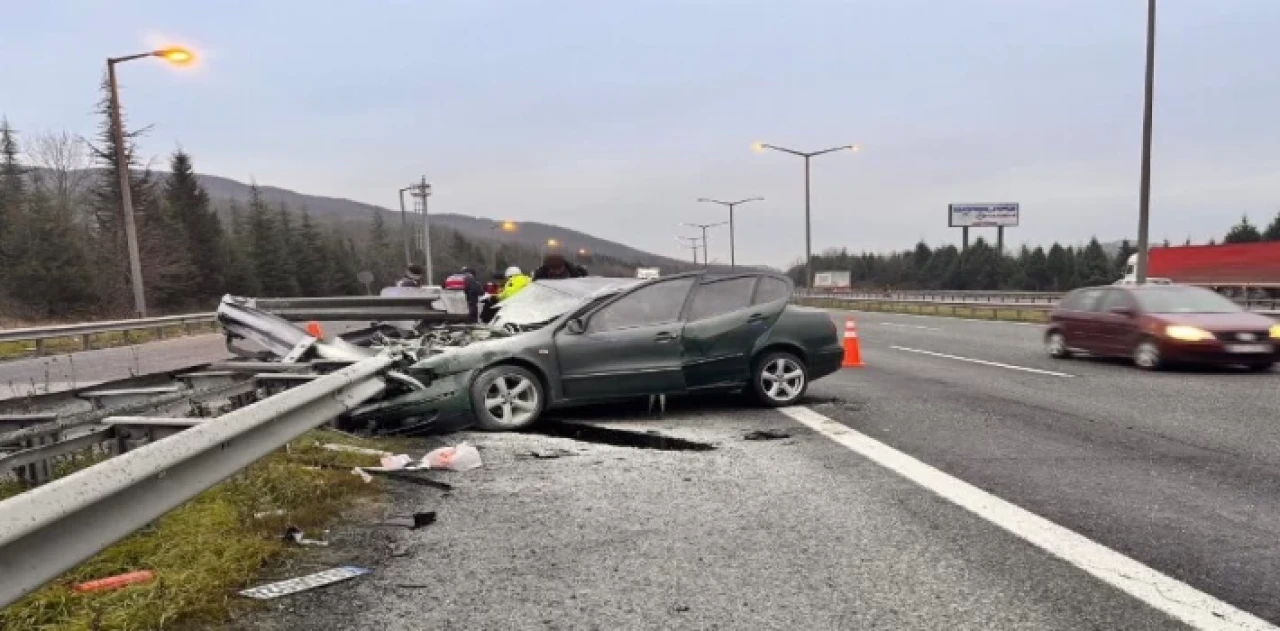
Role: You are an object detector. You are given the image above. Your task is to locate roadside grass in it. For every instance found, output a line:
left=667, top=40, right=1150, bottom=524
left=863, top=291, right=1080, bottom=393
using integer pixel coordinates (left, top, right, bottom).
left=0, top=323, right=220, bottom=361
left=799, top=298, right=1050, bottom=324
left=0, top=431, right=409, bottom=631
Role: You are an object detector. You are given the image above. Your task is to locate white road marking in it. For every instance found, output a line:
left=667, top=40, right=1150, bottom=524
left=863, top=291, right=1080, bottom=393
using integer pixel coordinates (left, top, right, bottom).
left=779, top=406, right=1277, bottom=631
left=890, top=345, right=1074, bottom=378
left=830, top=307, right=1038, bottom=326
left=879, top=322, right=942, bottom=332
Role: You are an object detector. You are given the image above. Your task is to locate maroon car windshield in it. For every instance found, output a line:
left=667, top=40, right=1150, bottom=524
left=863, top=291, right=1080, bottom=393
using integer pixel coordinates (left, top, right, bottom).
left=1133, top=286, right=1244, bottom=314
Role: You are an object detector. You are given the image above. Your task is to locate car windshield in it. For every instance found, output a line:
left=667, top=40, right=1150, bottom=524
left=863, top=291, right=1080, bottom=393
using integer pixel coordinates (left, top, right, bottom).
left=1133, top=287, right=1244, bottom=314
left=489, top=277, right=642, bottom=328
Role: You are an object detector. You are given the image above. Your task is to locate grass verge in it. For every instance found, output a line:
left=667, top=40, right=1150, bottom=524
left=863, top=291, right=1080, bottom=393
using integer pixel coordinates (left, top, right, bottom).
left=798, top=297, right=1050, bottom=323
left=0, top=323, right=220, bottom=361
left=0, top=431, right=411, bottom=630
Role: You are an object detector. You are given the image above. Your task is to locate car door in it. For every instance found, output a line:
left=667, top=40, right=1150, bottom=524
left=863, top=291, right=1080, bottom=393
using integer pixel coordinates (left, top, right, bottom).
left=1059, top=288, right=1105, bottom=352
left=1092, top=288, right=1140, bottom=356
left=680, top=275, right=766, bottom=389
left=555, top=277, right=696, bottom=400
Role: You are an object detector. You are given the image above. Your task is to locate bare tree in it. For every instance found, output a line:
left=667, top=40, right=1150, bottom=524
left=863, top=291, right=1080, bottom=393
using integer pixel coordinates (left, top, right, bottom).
left=26, top=130, right=93, bottom=224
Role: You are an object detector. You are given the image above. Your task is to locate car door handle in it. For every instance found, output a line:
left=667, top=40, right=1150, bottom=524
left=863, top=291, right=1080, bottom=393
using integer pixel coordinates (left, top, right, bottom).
left=654, top=331, right=679, bottom=342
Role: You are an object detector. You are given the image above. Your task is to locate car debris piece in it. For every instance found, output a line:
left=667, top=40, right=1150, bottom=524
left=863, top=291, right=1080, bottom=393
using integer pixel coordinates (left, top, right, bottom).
left=379, top=454, right=414, bottom=470
left=359, top=469, right=453, bottom=490
left=412, top=511, right=437, bottom=529
left=253, top=509, right=287, bottom=520
left=351, top=467, right=374, bottom=483
left=283, top=526, right=330, bottom=547
left=422, top=442, right=483, bottom=471
left=322, top=443, right=393, bottom=457
left=388, top=542, right=419, bottom=558
left=73, top=570, right=155, bottom=593
left=523, top=448, right=575, bottom=460
left=238, top=566, right=370, bottom=600
left=744, top=429, right=792, bottom=441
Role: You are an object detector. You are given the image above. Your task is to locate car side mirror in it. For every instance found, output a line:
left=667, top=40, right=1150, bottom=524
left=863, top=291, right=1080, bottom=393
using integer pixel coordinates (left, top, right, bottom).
left=566, top=318, right=586, bottom=335
left=1110, top=307, right=1135, bottom=318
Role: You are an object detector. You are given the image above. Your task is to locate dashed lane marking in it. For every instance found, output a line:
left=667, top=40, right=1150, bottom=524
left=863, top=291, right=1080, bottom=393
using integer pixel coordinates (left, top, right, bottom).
left=780, top=405, right=1278, bottom=631
left=890, top=345, right=1074, bottom=378
left=879, top=322, right=942, bottom=332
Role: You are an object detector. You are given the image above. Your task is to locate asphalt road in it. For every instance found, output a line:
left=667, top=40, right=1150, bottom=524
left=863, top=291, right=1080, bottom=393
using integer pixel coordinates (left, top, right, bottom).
left=0, top=335, right=230, bottom=400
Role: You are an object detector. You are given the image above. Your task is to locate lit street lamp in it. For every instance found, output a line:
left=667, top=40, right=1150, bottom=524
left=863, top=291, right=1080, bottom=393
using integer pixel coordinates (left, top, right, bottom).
left=682, top=221, right=727, bottom=269
left=676, top=236, right=702, bottom=265
left=542, top=238, right=560, bottom=258
left=753, top=141, right=859, bottom=289
left=107, top=46, right=194, bottom=317
left=697, top=197, right=762, bottom=269
left=1135, top=0, right=1156, bottom=283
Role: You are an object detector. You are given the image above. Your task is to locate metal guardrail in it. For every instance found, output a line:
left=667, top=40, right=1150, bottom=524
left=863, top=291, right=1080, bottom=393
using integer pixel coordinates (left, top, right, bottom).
left=0, top=313, right=216, bottom=354
left=0, top=353, right=394, bottom=607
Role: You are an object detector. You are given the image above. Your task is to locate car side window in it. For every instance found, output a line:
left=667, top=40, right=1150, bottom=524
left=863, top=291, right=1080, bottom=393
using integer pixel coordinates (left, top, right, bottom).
left=687, top=277, right=757, bottom=321
left=1096, top=289, right=1136, bottom=313
left=587, top=278, right=695, bottom=333
left=1061, top=289, right=1103, bottom=312
left=753, top=277, right=792, bottom=305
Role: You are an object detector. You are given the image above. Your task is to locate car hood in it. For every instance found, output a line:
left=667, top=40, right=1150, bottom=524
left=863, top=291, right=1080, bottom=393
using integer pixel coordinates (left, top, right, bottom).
left=490, top=277, right=641, bottom=329
left=1148, top=311, right=1276, bottom=331
left=408, top=332, right=532, bottom=376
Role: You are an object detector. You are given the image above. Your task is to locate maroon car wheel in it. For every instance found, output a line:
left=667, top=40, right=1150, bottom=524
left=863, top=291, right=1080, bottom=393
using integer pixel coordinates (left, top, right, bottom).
left=1133, top=338, right=1163, bottom=370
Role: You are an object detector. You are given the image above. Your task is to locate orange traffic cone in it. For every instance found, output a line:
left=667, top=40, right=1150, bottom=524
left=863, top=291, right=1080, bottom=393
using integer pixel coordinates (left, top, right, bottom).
left=842, top=318, right=864, bottom=368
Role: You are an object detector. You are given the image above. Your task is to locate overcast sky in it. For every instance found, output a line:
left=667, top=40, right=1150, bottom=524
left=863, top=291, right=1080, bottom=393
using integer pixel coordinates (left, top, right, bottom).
left=4, top=1, right=1279, bottom=267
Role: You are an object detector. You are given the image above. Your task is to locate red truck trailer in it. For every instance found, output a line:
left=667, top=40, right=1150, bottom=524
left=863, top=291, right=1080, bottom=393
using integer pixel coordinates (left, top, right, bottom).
left=1122, top=242, right=1280, bottom=298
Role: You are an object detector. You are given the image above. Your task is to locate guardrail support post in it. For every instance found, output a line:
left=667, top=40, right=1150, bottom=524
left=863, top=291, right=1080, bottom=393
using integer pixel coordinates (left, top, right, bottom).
left=155, top=327, right=165, bottom=341
left=82, top=334, right=92, bottom=351
left=34, top=339, right=45, bottom=357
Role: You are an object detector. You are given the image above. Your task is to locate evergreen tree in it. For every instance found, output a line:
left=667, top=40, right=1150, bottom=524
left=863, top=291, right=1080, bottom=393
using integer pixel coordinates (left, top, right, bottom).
left=1224, top=215, right=1263, bottom=243
left=1045, top=243, right=1070, bottom=290
left=222, top=200, right=260, bottom=296
left=274, top=204, right=301, bottom=296
left=1264, top=211, right=1280, bottom=241
left=294, top=209, right=326, bottom=296
left=1113, top=239, right=1135, bottom=278
left=367, top=210, right=398, bottom=285
left=246, top=184, right=296, bottom=296
left=1077, top=237, right=1113, bottom=286
left=957, top=238, right=1001, bottom=289
left=164, top=150, right=225, bottom=302
left=7, top=179, right=96, bottom=316
left=910, top=241, right=933, bottom=287
left=0, top=118, right=26, bottom=248
left=1025, top=246, right=1050, bottom=290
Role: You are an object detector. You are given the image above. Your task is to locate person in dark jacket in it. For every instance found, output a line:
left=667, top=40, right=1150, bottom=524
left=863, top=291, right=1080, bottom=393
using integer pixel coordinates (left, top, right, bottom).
left=532, top=254, right=588, bottom=280
left=396, top=264, right=425, bottom=287
left=459, top=267, right=484, bottom=322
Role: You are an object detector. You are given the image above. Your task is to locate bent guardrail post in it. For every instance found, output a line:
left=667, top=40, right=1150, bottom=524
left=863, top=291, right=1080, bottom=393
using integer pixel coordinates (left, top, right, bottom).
left=0, top=353, right=394, bottom=607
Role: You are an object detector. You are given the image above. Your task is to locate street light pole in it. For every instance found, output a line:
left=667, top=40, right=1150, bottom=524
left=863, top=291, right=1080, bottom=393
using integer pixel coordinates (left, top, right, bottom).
left=677, top=236, right=701, bottom=265
left=105, top=47, right=193, bottom=317
left=397, top=186, right=413, bottom=266
left=753, top=142, right=859, bottom=289
left=682, top=221, right=727, bottom=269
left=698, top=197, right=762, bottom=269
left=412, top=177, right=433, bottom=283
left=1135, top=0, right=1157, bottom=284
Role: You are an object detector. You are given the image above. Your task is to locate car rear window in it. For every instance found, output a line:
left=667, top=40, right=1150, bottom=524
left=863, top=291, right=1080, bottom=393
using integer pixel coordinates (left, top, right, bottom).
left=1059, top=289, right=1103, bottom=312
left=753, top=277, right=792, bottom=304
left=688, top=277, right=757, bottom=321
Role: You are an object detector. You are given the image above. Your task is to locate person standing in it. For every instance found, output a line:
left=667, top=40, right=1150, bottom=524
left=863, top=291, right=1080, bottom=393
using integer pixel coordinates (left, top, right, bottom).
left=532, top=254, right=587, bottom=280
left=396, top=264, right=425, bottom=287
left=498, top=265, right=531, bottom=301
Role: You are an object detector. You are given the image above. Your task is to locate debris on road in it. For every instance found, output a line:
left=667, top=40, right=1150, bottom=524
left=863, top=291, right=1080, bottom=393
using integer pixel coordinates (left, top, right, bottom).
left=423, top=442, right=483, bottom=471
left=238, top=566, right=370, bottom=600
left=522, top=448, right=575, bottom=460
left=283, top=526, right=330, bottom=547
left=529, top=420, right=717, bottom=452
left=351, top=467, right=373, bottom=483
left=379, top=454, right=414, bottom=470
left=395, top=583, right=431, bottom=589
left=322, top=443, right=393, bottom=457
left=253, top=508, right=287, bottom=520
left=411, top=511, right=437, bottom=529
left=743, top=429, right=792, bottom=441
left=73, top=570, right=155, bottom=593
left=360, top=469, right=453, bottom=490
left=388, top=542, right=419, bottom=558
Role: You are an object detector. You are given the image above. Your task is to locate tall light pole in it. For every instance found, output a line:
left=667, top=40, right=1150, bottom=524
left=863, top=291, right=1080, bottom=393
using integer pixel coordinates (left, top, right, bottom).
left=411, top=178, right=432, bottom=283
left=677, top=236, right=702, bottom=265
left=543, top=238, right=560, bottom=258
left=753, top=141, right=859, bottom=289
left=697, top=197, right=762, bottom=269
left=1135, top=0, right=1157, bottom=284
left=397, top=185, right=414, bottom=266
left=682, top=221, right=727, bottom=269
left=107, top=46, right=194, bottom=317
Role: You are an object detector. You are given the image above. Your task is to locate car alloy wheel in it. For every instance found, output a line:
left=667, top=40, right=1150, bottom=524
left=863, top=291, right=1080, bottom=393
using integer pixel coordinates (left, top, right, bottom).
left=1133, top=339, right=1162, bottom=370
left=1046, top=332, right=1071, bottom=359
left=471, top=365, right=544, bottom=431
left=754, top=352, right=808, bottom=406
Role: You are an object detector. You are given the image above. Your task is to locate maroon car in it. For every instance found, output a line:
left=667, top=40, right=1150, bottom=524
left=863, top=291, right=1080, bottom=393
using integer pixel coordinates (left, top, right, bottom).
left=1045, top=284, right=1279, bottom=371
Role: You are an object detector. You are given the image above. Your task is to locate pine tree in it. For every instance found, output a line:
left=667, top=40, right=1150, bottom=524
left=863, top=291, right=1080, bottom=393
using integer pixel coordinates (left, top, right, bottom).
left=1113, top=239, right=1135, bottom=278
left=220, top=200, right=260, bottom=296
left=0, top=118, right=26, bottom=249
left=1224, top=215, right=1263, bottom=243
left=368, top=210, right=398, bottom=285
left=294, top=209, right=326, bottom=296
left=246, top=184, right=296, bottom=296
left=1045, top=243, right=1070, bottom=291
left=165, top=150, right=225, bottom=302
left=7, top=182, right=96, bottom=317
left=273, top=204, right=300, bottom=296
left=1025, top=246, right=1050, bottom=290
left=1077, top=237, right=1113, bottom=286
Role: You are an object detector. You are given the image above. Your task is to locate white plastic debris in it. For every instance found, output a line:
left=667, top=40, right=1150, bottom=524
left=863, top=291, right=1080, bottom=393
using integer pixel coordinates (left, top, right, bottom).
left=351, top=467, right=373, bottom=483
left=379, top=454, right=414, bottom=470
left=322, top=443, right=393, bottom=457
left=422, top=442, right=483, bottom=471
left=253, top=509, right=287, bottom=520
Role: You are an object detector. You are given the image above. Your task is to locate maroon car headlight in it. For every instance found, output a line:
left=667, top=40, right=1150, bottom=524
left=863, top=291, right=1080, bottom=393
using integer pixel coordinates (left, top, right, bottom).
left=1271, top=324, right=1280, bottom=340
left=1164, top=325, right=1215, bottom=342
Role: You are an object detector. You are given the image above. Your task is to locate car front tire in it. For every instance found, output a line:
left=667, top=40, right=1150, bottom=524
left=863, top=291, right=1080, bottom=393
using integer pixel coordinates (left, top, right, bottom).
left=470, top=364, right=545, bottom=431
left=1045, top=331, right=1072, bottom=359
left=751, top=351, right=809, bottom=407
left=1133, top=338, right=1163, bottom=371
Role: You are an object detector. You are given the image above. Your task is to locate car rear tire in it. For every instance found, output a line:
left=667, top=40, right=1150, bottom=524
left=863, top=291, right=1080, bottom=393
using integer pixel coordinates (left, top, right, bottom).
left=1246, top=362, right=1274, bottom=373
left=470, top=364, right=545, bottom=431
left=751, top=351, right=809, bottom=407
left=1133, top=338, right=1163, bottom=371
left=1045, top=331, right=1072, bottom=359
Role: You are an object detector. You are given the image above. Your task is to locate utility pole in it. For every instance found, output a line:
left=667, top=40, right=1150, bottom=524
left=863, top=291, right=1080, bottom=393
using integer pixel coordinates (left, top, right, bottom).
left=106, top=60, right=146, bottom=317
left=412, top=177, right=433, bottom=283
left=397, top=186, right=413, bottom=266
left=677, top=236, right=701, bottom=265
left=682, top=221, right=727, bottom=269
left=1135, top=0, right=1157, bottom=284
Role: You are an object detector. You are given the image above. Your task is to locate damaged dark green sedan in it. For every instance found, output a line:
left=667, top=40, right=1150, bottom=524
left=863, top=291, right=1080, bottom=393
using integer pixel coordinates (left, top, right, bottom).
left=349, top=270, right=844, bottom=432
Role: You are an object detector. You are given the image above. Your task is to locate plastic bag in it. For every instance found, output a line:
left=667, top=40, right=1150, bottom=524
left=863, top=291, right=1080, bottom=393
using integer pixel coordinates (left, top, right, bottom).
left=422, top=442, right=483, bottom=471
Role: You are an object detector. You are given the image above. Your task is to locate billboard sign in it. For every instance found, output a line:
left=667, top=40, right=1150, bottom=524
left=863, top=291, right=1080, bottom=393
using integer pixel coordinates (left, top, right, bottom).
left=813, top=271, right=852, bottom=289
left=948, top=203, right=1019, bottom=227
